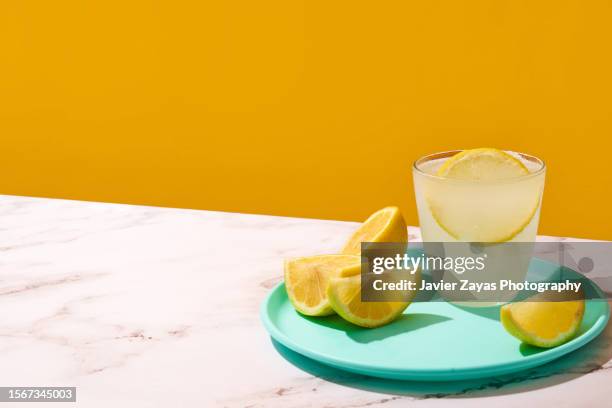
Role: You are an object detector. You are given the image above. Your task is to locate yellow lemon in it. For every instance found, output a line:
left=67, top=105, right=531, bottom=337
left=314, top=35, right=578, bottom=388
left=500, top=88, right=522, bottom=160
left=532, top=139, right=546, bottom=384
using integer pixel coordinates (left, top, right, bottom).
left=326, top=264, right=419, bottom=328
left=342, top=206, right=407, bottom=255
left=284, top=255, right=360, bottom=316
left=500, top=297, right=585, bottom=348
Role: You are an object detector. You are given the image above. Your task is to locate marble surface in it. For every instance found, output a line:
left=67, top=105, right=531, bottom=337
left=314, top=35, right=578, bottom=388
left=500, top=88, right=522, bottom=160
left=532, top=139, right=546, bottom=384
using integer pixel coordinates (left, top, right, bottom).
left=0, top=195, right=609, bottom=407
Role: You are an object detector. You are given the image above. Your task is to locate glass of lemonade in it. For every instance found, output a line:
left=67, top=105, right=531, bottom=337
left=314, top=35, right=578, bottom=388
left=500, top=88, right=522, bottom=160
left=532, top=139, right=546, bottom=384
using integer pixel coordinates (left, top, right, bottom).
left=413, top=150, right=545, bottom=243
left=413, top=149, right=546, bottom=305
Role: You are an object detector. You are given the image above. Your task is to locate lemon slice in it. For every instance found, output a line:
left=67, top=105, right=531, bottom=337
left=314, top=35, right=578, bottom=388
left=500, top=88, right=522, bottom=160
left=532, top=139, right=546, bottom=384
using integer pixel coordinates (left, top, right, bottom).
left=326, top=265, right=419, bottom=328
left=284, top=255, right=360, bottom=316
left=500, top=298, right=585, bottom=348
left=427, top=148, right=541, bottom=242
left=342, top=207, right=407, bottom=255
left=437, top=148, right=529, bottom=180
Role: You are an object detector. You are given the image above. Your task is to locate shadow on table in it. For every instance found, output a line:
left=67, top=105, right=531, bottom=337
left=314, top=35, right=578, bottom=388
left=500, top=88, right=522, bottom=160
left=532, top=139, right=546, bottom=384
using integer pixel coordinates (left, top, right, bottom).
left=270, top=311, right=612, bottom=398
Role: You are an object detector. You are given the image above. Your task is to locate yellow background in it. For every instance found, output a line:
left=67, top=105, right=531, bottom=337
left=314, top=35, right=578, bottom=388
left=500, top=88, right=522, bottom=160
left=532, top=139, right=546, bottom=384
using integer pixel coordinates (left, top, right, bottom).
left=1, top=1, right=611, bottom=239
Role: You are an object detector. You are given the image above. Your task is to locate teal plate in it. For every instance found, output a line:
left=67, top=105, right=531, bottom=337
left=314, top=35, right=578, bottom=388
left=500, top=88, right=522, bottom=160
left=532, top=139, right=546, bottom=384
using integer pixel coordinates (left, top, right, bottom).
left=261, top=260, right=610, bottom=381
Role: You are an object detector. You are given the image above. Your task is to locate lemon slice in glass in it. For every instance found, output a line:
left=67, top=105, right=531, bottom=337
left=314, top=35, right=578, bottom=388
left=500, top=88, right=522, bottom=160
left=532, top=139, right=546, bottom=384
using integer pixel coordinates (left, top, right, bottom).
left=427, top=148, right=541, bottom=242
left=437, top=148, right=529, bottom=180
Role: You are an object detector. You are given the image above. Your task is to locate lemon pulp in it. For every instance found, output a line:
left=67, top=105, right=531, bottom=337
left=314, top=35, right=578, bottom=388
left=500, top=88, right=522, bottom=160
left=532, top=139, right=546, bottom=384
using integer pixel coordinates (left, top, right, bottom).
left=284, top=255, right=360, bottom=316
left=342, top=206, right=407, bottom=254
left=326, top=265, right=419, bottom=328
left=500, top=299, right=585, bottom=348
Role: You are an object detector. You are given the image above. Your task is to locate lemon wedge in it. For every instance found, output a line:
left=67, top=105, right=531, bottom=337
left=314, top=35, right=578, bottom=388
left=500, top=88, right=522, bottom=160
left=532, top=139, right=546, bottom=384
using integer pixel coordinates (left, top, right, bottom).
left=326, top=264, right=419, bottom=328
left=427, top=148, right=541, bottom=242
left=342, top=207, right=407, bottom=255
left=284, top=255, right=360, bottom=316
left=500, top=298, right=585, bottom=348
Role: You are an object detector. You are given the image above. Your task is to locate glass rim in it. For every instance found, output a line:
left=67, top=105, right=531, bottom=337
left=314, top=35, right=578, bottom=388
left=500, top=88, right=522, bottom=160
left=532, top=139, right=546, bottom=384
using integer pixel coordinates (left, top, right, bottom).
left=413, top=149, right=546, bottom=183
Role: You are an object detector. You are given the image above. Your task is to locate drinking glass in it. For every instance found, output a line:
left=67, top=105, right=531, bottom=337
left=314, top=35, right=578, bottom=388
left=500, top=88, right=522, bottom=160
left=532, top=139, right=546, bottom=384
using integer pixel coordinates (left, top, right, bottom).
left=412, top=150, right=546, bottom=304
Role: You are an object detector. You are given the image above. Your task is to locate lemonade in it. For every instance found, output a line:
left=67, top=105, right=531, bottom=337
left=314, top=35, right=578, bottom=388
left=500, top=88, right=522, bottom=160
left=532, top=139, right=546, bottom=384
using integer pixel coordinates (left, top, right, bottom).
left=413, top=149, right=546, bottom=306
left=413, top=149, right=546, bottom=243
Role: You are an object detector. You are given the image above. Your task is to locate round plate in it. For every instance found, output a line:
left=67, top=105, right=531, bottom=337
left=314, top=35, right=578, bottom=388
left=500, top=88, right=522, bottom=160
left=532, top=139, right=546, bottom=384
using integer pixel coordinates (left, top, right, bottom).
left=261, top=259, right=610, bottom=381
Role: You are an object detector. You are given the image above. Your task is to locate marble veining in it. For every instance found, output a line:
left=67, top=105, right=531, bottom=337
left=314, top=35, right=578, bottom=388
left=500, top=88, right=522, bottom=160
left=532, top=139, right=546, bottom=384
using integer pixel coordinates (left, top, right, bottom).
left=0, top=195, right=609, bottom=407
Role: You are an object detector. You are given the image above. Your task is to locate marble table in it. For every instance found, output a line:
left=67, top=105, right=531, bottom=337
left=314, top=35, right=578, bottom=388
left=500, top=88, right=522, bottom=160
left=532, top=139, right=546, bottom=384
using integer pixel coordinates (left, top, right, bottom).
left=0, top=195, right=609, bottom=407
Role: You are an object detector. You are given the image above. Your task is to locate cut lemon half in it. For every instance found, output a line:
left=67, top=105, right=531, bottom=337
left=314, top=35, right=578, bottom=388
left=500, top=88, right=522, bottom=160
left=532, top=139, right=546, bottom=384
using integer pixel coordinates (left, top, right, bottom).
left=342, top=207, right=407, bottom=255
left=500, top=297, right=585, bottom=348
left=327, top=265, right=419, bottom=328
left=284, top=255, right=360, bottom=316
left=427, top=148, right=541, bottom=242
